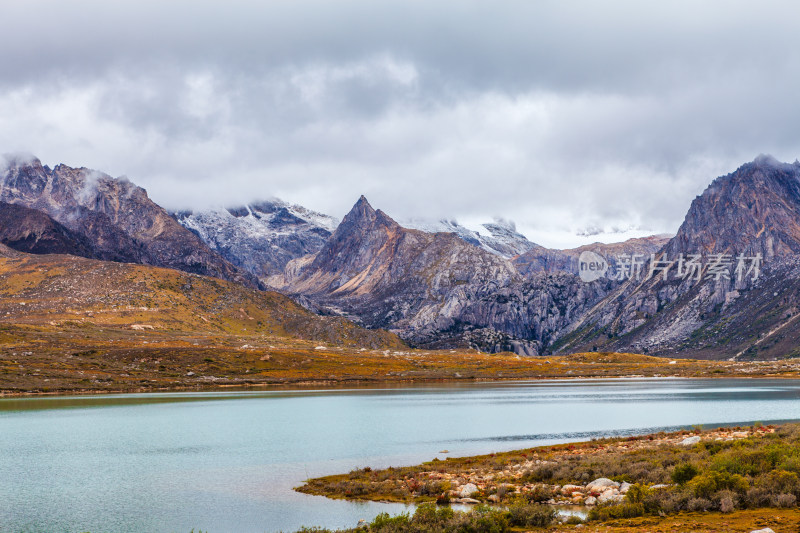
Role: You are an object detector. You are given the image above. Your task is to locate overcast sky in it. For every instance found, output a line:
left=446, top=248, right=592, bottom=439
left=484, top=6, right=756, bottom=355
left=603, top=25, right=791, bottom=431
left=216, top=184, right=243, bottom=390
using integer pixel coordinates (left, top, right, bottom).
left=2, top=0, right=799, bottom=247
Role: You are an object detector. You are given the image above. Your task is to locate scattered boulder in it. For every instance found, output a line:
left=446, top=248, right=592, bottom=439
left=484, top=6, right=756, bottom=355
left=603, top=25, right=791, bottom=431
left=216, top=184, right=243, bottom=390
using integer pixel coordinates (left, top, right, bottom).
left=584, top=496, right=597, bottom=506
left=750, top=529, right=775, bottom=533
left=680, top=436, right=701, bottom=446
left=597, top=489, right=623, bottom=503
left=586, top=478, right=620, bottom=492
left=458, top=483, right=479, bottom=498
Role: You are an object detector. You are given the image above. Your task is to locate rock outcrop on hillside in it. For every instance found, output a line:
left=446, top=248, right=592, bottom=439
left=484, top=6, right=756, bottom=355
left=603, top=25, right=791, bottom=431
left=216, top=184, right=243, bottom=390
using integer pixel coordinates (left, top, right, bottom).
left=0, top=202, right=99, bottom=257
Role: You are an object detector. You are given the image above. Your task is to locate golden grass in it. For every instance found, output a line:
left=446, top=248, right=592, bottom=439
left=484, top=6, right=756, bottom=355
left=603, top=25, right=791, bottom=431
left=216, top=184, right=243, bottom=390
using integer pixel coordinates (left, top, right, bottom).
left=2, top=253, right=800, bottom=394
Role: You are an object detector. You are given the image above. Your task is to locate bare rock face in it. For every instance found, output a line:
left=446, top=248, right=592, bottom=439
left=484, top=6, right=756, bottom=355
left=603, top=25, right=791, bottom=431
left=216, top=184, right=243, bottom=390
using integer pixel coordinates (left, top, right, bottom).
left=559, top=156, right=800, bottom=359
left=174, top=200, right=337, bottom=282
left=276, top=157, right=800, bottom=359
left=277, top=196, right=613, bottom=353
left=0, top=242, right=19, bottom=258
left=0, top=154, right=258, bottom=287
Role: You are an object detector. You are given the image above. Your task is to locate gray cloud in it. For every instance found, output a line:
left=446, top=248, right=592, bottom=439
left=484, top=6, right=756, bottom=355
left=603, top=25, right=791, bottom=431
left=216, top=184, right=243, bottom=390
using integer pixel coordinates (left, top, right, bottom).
left=1, top=0, right=800, bottom=247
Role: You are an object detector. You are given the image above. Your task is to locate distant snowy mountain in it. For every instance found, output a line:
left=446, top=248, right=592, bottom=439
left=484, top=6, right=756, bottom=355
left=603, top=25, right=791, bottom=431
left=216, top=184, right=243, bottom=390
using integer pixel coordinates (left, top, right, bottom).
left=402, top=218, right=540, bottom=258
left=174, top=199, right=338, bottom=282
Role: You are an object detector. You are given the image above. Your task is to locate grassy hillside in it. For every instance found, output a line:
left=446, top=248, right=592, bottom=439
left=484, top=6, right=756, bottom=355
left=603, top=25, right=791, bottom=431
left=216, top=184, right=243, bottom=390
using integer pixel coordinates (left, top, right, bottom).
left=3, top=252, right=800, bottom=394
left=0, top=252, right=403, bottom=347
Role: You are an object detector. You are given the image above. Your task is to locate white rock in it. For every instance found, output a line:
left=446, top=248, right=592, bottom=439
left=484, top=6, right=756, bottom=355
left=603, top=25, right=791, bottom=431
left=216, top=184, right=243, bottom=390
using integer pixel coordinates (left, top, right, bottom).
left=459, top=483, right=479, bottom=498
left=750, top=529, right=775, bottom=533
left=620, top=482, right=631, bottom=493
left=680, top=436, right=701, bottom=446
left=597, top=490, right=624, bottom=503
left=459, top=497, right=480, bottom=504
left=586, top=478, right=620, bottom=492
left=584, top=496, right=597, bottom=505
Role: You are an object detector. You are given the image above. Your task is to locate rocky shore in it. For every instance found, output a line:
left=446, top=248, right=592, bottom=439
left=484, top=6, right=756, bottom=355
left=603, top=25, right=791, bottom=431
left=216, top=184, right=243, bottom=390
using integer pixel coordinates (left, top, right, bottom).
left=298, top=425, right=775, bottom=507
left=425, top=427, right=773, bottom=507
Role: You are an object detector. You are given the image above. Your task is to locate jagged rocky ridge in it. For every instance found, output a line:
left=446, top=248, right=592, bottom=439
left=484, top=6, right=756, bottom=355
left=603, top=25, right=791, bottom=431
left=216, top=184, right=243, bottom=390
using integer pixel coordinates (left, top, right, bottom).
left=273, top=157, right=800, bottom=359
left=557, top=156, right=800, bottom=359
left=272, top=196, right=646, bottom=354
left=0, top=154, right=258, bottom=288
left=174, top=200, right=338, bottom=281
left=7, top=153, right=798, bottom=360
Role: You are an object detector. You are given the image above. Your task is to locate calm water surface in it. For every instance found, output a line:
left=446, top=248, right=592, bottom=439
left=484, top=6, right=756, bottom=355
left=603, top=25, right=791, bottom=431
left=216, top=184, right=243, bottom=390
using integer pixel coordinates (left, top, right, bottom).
left=3, top=378, right=800, bottom=532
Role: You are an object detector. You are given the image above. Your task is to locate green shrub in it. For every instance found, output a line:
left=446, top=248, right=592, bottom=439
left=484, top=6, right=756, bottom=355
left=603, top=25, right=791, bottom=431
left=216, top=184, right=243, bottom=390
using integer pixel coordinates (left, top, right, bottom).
left=525, top=484, right=554, bottom=503
left=505, top=501, right=556, bottom=527
left=671, top=463, right=699, bottom=485
left=587, top=502, right=645, bottom=521
left=689, top=471, right=748, bottom=499
left=625, top=484, right=650, bottom=504
left=756, top=469, right=800, bottom=495
left=523, top=464, right=555, bottom=482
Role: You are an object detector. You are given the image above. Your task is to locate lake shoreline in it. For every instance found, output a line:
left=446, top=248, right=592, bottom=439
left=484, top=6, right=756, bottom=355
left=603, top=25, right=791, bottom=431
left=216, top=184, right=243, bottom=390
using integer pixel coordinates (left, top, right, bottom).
left=297, top=422, right=800, bottom=531
left=4, top=371, right=800, bottom=398
left=6, top=378, right=800, bottom=532
left=4, top=349, right=800, bottom=397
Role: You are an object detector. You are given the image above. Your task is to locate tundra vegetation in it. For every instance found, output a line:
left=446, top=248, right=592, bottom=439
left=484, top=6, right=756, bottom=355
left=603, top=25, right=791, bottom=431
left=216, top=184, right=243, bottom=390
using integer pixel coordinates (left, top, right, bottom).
left=297, top=423, right=800, bottom=531
left=4, top=253, right=800, bottom=395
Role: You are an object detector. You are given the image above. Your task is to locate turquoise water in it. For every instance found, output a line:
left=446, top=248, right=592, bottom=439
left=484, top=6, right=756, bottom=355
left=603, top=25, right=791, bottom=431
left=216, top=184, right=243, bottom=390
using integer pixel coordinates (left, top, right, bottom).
left=2, top=378, right=800, bottom=532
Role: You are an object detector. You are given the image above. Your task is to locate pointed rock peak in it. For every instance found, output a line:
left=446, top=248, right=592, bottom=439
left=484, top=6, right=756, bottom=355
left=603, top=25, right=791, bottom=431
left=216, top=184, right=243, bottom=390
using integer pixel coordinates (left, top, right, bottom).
left=342, top=195, right=376, bottom=223
left=355, top=195, right=373, bottom=209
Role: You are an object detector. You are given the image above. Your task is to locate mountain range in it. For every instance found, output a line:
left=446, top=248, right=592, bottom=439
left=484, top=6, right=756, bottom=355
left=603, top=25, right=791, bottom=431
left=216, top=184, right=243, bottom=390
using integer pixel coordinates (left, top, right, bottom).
left=3, top=152, right=800, bottom=360
left=0, top=155, right=258, bottom=288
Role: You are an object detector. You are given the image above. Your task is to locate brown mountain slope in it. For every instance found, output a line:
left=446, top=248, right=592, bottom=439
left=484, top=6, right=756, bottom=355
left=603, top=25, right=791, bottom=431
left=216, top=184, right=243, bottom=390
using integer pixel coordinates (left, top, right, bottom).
left=0, top=252, right=402, bottom=348
left=273, top=197, right=616, bottom=355
left=0, top=155, right=258, bottom=287
left=273, top=196, right=521, bottom=341
left=556, top=156, right=800, bottom=359
left=0, top=202, right=99, bottom=257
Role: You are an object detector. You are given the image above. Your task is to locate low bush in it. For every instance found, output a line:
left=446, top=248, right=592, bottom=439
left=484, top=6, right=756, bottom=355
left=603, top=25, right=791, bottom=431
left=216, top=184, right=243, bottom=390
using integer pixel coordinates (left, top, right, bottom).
left=671, top=463, right=699, bottom=485
left=505, top=501, right=556, bottom=527
left=587, top=502, right=645, bottom=521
